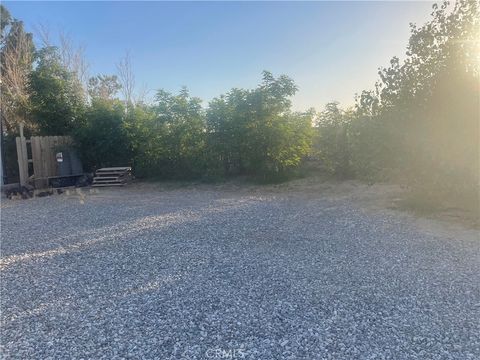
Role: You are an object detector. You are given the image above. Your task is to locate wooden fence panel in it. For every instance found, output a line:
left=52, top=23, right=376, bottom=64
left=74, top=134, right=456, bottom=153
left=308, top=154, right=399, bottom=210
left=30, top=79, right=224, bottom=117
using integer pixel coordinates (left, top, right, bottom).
left=31, top=137, right=42, bottom=188
left=15, top=136, right=28, bottom=186
left=40, top=137, right=48, bottom=182
left=16, top=135, right=73, bottom=188
left=45, top=137, right=52, bottom=178
left=47, top=136, right=55, bottom=179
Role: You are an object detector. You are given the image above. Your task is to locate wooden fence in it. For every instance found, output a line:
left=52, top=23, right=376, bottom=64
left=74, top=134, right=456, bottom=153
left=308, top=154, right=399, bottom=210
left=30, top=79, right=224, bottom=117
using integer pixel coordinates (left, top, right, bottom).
left=17, top=135, right=73, bottom=188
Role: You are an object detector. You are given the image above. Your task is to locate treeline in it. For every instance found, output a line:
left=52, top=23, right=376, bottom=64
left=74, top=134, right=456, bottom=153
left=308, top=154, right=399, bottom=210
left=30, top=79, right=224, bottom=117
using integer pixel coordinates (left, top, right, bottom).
left=74, top=73, right=314, bottom=181
left=1, top=3, right=314, bottom=181
left=315, top=0, right=479, bottom=210
left=1, top=1, right=478, bottom=207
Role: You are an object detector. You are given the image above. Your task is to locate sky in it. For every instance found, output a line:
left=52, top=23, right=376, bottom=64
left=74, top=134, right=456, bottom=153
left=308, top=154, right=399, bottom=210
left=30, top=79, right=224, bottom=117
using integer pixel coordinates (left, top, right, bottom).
left=5, top=1, right=435, bottom=110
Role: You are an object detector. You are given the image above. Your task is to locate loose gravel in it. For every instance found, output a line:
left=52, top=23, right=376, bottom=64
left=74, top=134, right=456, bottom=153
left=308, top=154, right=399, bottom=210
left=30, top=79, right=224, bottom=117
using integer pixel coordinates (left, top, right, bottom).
left=1, top=184, right=479, bottom=359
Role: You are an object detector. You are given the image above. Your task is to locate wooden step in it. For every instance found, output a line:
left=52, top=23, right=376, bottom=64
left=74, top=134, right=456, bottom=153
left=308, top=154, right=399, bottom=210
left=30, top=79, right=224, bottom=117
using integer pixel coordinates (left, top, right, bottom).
left=95, top=173, right=129, bottom=176
left=93, top=178, right=127, bottom=183
left=93, top=180, right=126, bottom=184
left=93, top=176, right=124, bottom=181
left=96, top=167, right=131, bottom=171
left=93, top=167, right=132, bottom=187
left=92, top=183, right=125, bottom=187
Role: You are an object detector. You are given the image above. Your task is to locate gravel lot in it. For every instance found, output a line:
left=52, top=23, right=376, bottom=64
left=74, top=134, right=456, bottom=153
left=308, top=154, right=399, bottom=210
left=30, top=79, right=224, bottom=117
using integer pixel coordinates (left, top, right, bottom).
left=1, top=182, right=479, bottom=359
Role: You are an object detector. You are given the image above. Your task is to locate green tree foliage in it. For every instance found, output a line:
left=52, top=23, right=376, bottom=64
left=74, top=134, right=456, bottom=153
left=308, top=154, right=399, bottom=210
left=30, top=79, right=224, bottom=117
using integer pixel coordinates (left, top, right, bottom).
left=88, top=75, right=122, bottom=100
left=399, top=0, right=479, bottom=203
left=358, top=0, right=479, bottom=197
left=315, top=0, right=479, bottom=208
left=129, top=88, right=206, bottom=179
left=315, top=102, right=352, bottom=178
left=123, top=103, right=157, bottom=175
left=30, top=47, right=86, bottom=135
left=207, top=71, right=314, bottom=180
left=0, top=5, right=11, bottom=39
left=73, top=99, right=131, bottom=171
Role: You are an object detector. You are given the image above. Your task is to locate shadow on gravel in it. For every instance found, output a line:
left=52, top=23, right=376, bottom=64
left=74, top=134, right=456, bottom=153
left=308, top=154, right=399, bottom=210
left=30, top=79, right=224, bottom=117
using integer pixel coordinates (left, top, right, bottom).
left=0, top=197, right=263, bottom=269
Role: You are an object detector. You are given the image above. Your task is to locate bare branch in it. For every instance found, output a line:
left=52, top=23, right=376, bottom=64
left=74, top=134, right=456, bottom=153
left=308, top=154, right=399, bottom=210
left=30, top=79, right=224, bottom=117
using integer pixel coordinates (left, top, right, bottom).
left=136, top=82, right=151, bottom=104
left=1, top=21, right=34, bottom=132
left=33, top=22, right=51, bottom=48
left=116, top=50, right=135, bottom=106
left=32, top=25, right=90, bottom=96
left=58, top=30, right=90, bottom=93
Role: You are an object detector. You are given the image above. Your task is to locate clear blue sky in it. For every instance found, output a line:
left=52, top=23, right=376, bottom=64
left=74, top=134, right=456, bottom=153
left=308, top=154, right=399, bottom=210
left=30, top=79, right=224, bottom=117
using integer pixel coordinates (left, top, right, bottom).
left=5, top=1, right=434, bottom=110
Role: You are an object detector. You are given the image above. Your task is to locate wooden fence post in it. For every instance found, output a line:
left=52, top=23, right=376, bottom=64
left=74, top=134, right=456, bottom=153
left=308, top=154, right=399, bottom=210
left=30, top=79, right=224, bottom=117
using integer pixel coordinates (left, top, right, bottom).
left=16, top=123, right=28, bottom=186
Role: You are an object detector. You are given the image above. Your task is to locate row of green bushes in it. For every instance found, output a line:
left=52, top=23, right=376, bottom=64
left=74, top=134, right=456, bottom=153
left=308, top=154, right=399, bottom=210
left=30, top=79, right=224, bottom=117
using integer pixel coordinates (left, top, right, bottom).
left=72, top=72, right=314, bottom=182
left=313, top=0, right=479, bottom=212
left=2, top=1, right=478, bottom=212
left=0, top=4, right=313, bottom=182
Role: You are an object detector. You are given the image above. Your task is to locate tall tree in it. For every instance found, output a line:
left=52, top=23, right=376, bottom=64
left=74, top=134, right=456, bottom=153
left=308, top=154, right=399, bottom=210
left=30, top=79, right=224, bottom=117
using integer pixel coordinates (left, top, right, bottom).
left=117, top=51, right=135, bottom=107
left=348, top=0, right=479, bottom=204
left=207, top=71, right=313, bottom=179
left=73, top=99, right=131, bottom=171
left=0, top=5, right=35, bottom=133
left=34, top=25, right=89, bottom=95
left=315, top=102, right=352, bottom=178
left=29, top=47, right=86, bottom=135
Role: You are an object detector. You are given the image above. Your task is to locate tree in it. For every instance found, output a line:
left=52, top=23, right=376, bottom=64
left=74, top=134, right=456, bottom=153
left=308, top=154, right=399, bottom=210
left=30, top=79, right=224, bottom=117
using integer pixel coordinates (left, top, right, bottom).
left=34, top=25, right=89, bottom=96
left=124, top=87, right=206, bottom=179
left=58, top=31, right=89, bottom=92
left=29, top=46, right=86, bottom=135
left=207, top=71, right=313, bottom=179
left=123, top=103, right=157, bottom=175
left=117, top=51, right=135, bottom=107
left=348, top=0, right=479, bottom=206
left=73, top=99, right=131, bottom=171
left=206, top=91, right=246, bottom=176
left=88, top=74, right=121, bottom=100
left=0, top=5, right=11, bottom=41
left=0, top=6, right=35, bottom=133
left=315, top=102, right=352, bottom=178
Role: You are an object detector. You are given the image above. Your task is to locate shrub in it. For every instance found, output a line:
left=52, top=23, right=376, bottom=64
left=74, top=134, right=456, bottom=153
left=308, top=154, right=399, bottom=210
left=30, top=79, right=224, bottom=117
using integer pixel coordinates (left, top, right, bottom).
left=72, top=99, right=131, bottom=171
left=207, top=71, right=314, bottom=180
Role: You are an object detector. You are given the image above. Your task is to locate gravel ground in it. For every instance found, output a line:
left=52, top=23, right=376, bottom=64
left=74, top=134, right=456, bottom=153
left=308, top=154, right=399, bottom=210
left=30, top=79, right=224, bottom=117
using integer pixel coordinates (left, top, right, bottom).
left=1, top=182, right=479, bottom=359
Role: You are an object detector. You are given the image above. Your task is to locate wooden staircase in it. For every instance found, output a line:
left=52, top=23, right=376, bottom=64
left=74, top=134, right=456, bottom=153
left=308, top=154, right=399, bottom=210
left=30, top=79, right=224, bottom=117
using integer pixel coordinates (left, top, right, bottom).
left=92, top=167, right=132, bottom=187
